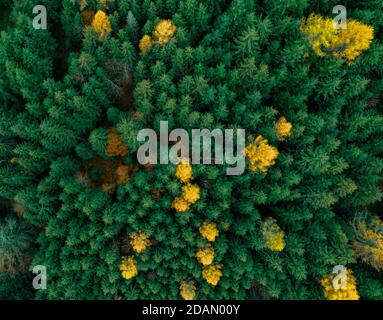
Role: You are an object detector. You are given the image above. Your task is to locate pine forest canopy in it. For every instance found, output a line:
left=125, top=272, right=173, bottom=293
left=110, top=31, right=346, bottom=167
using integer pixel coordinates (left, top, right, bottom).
left=0, top=0, right=382, bottom=300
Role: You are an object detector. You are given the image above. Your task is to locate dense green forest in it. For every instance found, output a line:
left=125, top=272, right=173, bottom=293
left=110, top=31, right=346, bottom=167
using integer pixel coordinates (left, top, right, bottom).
left=0, top=0, right=382, bottom=300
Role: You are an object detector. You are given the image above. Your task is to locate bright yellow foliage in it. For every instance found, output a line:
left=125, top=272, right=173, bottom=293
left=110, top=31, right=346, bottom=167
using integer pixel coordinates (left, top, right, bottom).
left=196, top=245, right=215, bottom=266
left=276, top=117, right=292, bottom=140
left=175, top=160, right=192, bottom=182
left=199, top=221, right=219, bottom=242
left=244, top=135, right=279, bottom=173
left=353, top=216, right=383, bottom=271
left=129, top=231, right=151, bottom=253
left=301, top=13, right=374, bottom=62
left=120, top=256, right=138, bottom=280
left=261, top=217, right=285, bottom=252
left=172, top=197, right=190, bottom=212
left=180, top=281, right=196, bottom=300
left=202, top=264, right=223, bottom=286
left=153, top=19, right=176, bottom=45
left=92, top=10, right=112, bottom=40
left=321, top=268, right=360, bottom=300
left=139, top=35, right=153, bottom=54
left=173, top=161, right=200, bottom=211
left=181, top=183, right=200, bottom=204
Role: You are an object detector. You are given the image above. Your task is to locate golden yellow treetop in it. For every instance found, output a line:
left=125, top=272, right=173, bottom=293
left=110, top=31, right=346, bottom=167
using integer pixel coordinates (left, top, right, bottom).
left=153, top=19, right=177, bottom=45
left=196, top=244, right=215, bottom=266
left=301, top=13, right=374, bottom=62
left=172, top=196, right=190, bottom=212
left=175, top=159, right=193, bottom=182
left=129, top=231, right=151, bottom=253
left=353, top=216, right=383, bottom=271
left=261, top=217, right=286, bottom=252
left=180, top=281, right=196, bottom=300
left=199, top=221, right=219, bottom=242
left=244, top=135, right=279, bottom=173
left=181, top=183, right=200, bottom=204
left=120, top=256, right=138, bottom=280
left=276, top=117, right=292, bottom=141
left=202, top=264, right=223, bottom=286
left=92, top=10, right=112, bottom=40
left=139, top=35, right=153, bottom=54
left=321, top=268, right=360, bottom=300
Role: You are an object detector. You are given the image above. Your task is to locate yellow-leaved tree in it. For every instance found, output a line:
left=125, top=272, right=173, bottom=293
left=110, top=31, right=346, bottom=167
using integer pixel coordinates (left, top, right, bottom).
left=199, top=221, right=219, bottom=242
left=353, top=214, right=383, bottom=271
left=129, top=231, right=151, bottom=253
left=175, top=159, right=192, bottom=182
left=261, top=217, right=285, bottom=252
left=244, top=135, right=279, bottom=173
left=321, top=268, right=360, bottom=300
left=139, top=35, right=153, bottom=54
left=276, top=117, right=292, bottom=141
left=119, top=256, right=138, bottom=280
left=179, top=281, right=196, bottom=300
left=202, top=264, right=223, bottom=286
left=196, top=244, right=215, bottom=266
left=92, top=10, right=112, bottom=40
left=153, top=20, right=177, bottom=45
left=301, top=13, right=374, bottom=62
